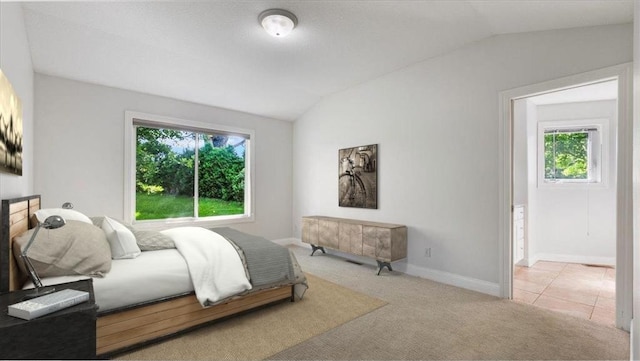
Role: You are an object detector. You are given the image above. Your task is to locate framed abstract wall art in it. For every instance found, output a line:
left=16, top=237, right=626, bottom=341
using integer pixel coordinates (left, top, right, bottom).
left=338, top=144, right=377, bottom=209
left=0, top=70, right=23, bottom=176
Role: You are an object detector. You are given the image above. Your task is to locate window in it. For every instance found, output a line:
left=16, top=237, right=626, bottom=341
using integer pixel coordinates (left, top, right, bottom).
left=538, top=121, right=605, bottom=186
left=125, top=112, right=253, bottom=226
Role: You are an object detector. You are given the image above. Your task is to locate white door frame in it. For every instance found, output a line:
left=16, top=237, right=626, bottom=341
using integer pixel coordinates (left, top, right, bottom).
left=498, top=63, right=633, bottom=330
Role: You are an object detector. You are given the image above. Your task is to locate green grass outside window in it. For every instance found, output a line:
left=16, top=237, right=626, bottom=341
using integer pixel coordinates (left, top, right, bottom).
left=136, top=193, right=244, bottom=220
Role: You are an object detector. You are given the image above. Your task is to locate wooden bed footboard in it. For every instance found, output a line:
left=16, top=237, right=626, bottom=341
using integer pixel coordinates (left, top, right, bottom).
left=1, top=195, right=296, bottom=357
left=97, top=286, right=293, bottom=356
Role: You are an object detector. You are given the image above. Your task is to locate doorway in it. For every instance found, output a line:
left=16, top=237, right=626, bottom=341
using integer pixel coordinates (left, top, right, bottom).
left=498, top=63, right=633, bottom=330
left=511, top=81, right=618, bottom=325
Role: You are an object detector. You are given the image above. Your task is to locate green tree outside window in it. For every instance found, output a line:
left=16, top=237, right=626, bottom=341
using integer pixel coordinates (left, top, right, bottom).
left=544, top=131, right=589, bottom=180
left=135, top=126, right=245, bottom=220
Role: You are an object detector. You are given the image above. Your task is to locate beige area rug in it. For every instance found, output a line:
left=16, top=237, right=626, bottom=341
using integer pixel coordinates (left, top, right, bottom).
left=115, top=274, right=387, bottom=360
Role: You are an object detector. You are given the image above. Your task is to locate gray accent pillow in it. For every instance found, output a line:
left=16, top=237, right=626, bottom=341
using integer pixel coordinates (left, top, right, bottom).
left=13, top=220, right=112, bottom=277
left=133, top=230, right=175, bottom=251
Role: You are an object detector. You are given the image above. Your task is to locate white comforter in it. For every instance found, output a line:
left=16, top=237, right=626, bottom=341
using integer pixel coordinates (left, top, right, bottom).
left=161, top=227, right=252, bottom=307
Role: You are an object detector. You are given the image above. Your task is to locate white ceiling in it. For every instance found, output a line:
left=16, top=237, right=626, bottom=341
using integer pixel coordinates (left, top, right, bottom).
left=529, top=80, right=618, bottom=105
left=19, top=1, right=633, bottom=121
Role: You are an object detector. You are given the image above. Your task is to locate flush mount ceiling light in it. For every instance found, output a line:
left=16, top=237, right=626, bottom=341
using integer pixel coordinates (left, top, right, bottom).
left=259, top=9, right=298, bottom=37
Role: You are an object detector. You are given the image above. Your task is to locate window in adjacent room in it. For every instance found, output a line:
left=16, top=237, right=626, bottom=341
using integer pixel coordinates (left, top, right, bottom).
left=125, top=112, right=253, bottom=225
left=538, top=121, right=604, bottom=186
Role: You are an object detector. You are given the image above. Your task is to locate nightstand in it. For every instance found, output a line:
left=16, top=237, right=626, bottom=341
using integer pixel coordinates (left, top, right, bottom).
left=0, top=279, right=97, bottom=359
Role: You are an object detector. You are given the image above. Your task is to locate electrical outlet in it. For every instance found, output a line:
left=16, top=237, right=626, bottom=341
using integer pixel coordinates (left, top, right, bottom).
left=424, top=247, right=431, bottom=257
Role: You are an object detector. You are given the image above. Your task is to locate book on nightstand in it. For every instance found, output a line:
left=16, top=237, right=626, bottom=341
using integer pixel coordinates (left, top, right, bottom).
left=8, top=289, right=90, bottom=320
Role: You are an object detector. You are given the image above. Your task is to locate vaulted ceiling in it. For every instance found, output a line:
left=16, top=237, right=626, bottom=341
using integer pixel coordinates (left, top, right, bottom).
left=20, top=1, right=633, bottom=121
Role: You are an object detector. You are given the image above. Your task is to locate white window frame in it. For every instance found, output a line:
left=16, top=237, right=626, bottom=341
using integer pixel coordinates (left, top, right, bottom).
left=124, top=111, right=255, bottom=230
left=537, top=118, right=609, bottom=189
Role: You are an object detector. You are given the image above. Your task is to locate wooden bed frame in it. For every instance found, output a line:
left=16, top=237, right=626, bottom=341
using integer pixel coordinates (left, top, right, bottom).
left=0, top=195, right=295, bottom=357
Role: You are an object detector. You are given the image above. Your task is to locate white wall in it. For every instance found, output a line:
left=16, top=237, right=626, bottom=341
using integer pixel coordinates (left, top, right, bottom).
left=514, top=99, right=540, bottom=265
left=0, top=3, right=34, bottom=199
left=529, top=100, right=617, bottom=266
left=525, top=100, right=539, bottom=264
left=631, top=0, right=640, bottom=358
left=34, top=74, right=293, bottom=240
left=293, top=24, right=632, bottom=294
left=512, top=100, right=528, bottom=206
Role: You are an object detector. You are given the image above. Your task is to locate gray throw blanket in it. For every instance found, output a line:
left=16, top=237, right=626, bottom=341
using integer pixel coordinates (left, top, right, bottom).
left=212, top=227, right=295, bottom=288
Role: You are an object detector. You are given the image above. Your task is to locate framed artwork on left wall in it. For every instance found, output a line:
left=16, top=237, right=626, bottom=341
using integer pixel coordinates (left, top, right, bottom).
left=0, top=69, right=23, bottom=176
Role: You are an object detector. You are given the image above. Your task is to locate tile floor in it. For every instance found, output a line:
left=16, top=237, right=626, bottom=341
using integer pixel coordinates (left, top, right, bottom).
left=513, top=261, right=615, bottom=327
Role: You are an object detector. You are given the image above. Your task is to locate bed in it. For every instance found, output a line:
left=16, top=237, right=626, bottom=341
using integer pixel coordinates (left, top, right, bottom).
left=0, top=195, right=307, bottom=357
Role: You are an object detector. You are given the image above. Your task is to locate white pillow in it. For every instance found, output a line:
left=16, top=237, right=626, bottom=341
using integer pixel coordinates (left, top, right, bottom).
left=101, top=216, right=141, bottom=259
left=35, top=208, right=92, bottom=224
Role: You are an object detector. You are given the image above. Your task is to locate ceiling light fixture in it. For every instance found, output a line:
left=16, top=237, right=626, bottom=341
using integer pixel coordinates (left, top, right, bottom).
left=259, top=9, right=298, bottom=37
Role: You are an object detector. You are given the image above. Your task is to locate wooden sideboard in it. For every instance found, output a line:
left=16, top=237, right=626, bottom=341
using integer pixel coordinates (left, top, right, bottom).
left=301, top=216, right=407, bottom=274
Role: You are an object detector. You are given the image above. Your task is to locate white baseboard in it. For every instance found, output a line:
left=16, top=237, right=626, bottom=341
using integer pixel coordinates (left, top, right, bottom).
left=271, top=237, right=300, bottom=246
left=288, top=239, right=500, bottom=297
left=405, top=264, right=501, bottom=297
left=533, top=253, right=615, bottom=267
left=521, top=256, right=539, bottom=267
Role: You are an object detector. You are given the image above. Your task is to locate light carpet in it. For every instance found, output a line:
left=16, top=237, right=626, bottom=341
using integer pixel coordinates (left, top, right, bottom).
left=115, top=273, right=387, bottom=360
left=270, top=246, right=630, bottom=360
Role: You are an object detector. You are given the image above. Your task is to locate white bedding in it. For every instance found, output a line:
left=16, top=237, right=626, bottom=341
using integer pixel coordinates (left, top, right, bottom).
left=27, top=249, right=194, bottom=312
left=162, top=227, right=252, bottom=307
left=25, top=227, right=299, bottom=312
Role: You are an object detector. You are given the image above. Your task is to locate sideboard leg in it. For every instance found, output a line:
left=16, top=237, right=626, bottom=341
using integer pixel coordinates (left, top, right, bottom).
left=376, top=260, right=392, bottom=275
left=310, top=244, right=326, bottom=256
